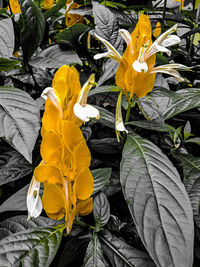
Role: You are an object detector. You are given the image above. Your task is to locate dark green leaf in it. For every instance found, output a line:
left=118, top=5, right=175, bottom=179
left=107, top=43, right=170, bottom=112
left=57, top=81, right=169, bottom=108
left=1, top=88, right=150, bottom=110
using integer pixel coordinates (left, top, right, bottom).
left=0, top=215, right=60, bottom=240
left=185, top=137, right=200, bottom=146
left=29, top=44, right=82, bottom=69
left=93, top=192, right=110, bottom=227
left=98, top=59, right=119, bottom=86
left=0, top=87, right=40, bottom=163
left=102, top=171, right=121, bottom=197
left=0, top=58, right=20, bottom=71
left=89, top=86, right=121, bottom=97
left=92, top=106, right=115, bottom=128
left=126, top=120, right=176, bottom=133
left=0, top=225, right=64, bottom=266
left=55, top=24, right=89, bottom=47
left=83, top=233, right=109, bottom=267
left=20, top=0, right=45, bottom=62
left=0, top=18, right=14, bottom=58
left=92, top=168, right=112, bottom=195
left=178, top=153, right=200, bottom=227
left=88, top=138, right=122, bottom=154
left=44, top=0, right=66, bottom=20
left=120, top=133, right=194, bottom=267
left=0, top=148, right=32, bottom=186
left=100, top=230, right=156, bottom=267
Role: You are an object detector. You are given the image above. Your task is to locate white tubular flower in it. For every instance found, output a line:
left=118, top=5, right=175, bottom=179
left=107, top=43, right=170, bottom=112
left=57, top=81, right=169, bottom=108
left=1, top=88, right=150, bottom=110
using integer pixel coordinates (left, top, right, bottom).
left=73, top=74, right=100, bottom=122
left=150, top=64, right=190, bottom=82
left=146, top=24, right=180, bottom=59
left=41, top=87, right=63, bottom=118
left=119, top=29, right=132, bottom=45
left=27, top=175, right=42, bottom=220
left=93, top=33, right=122, bottom=63
left=132, top=42, right=149, bottom=73
left=115, top=91, right=128, bottom=142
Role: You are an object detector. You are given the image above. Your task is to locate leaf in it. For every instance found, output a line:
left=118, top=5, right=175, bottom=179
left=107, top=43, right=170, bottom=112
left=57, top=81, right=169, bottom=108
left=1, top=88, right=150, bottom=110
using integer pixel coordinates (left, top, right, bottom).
left=29, top=44, right=82, bottom=69
left=0, top=147, right=32, bottom=186
left=88, top=138, right=122, bottom=154
left=0, top=18, right=15, bottom=58
left=92, top=1, right=123, bottom=85
left=0, top=225, right=64, bottom=266
left=126, top=120, right=175, bottom=133
left=0, top=215, right=60, bottom=240
left=55, top=24, right=89, bottom=47
left=92, top=168, right=112, bottom=195
left=89, top=86, right=121, bottom=97
left=83, top=233, right=109, bottom=267
left=120, top=133, right=194, bottom=267
left=185, top=137, right=200, bottom=146
left=102, top=171, right=121, bottom=197
left=44, top=0, right=66, bottom=19
left=100, top=230, right=156, bottom=267
left=20, top=0, right=45, bottom=62
left=91, top=106, right=115, bottom=128
left=178, top=153, right=200, bottom=227
left=57, top=236, right=90, bottom=267
left=93, top=192, right=110, bottom=227
left=0, top=58, right=20, bottom=71
left=140, top=87, right=200, bottom=121
left=0, top=87, right=40, bottom=163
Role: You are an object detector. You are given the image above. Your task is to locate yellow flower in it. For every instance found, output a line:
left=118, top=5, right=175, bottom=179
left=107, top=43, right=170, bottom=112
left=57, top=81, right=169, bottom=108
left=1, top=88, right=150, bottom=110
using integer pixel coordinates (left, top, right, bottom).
left=94, top=14, right=188, bottom=98
left=173, top=0, right=184, bottom=9
left=9, top=0, right=21, bottom=14
left=65, top=0, right=83, bottom=28
left=153, top=22, right=161, bottom=38
left=43, top=0, right=54, bottom=9
left=41, top=65, right=99, bottom=135
left=34, top=120, right=93, bottom=233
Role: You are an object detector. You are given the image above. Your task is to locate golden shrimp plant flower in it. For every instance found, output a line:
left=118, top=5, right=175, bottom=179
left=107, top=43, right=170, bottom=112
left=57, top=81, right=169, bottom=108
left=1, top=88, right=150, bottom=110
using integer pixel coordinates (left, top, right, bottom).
left=27, top=65, right=97, bottom=233
left=94, top=14, right=188, bottom=98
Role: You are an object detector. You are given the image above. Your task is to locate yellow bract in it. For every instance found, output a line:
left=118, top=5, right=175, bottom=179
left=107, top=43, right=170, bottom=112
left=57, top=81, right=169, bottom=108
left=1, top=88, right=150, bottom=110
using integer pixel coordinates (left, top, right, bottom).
left=65, top=0, right=84, bottom=27
left=9, top=0, right=21, bottom=14
left=43, top=0, right=54, bottom=9
left=115, top=14, right=156, bottom=98
left=32, top=65, right=94, bottom=234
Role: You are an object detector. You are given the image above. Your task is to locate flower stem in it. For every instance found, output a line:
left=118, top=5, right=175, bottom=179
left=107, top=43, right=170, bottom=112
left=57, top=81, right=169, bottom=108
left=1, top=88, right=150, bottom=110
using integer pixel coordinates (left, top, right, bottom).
left=125, top=100, right=132, bottom=124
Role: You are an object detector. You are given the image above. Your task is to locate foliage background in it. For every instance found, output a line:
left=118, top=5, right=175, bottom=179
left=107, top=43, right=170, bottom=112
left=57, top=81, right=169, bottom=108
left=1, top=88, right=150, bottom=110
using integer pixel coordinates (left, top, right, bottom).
left=0, top=0, right=200, bottom=266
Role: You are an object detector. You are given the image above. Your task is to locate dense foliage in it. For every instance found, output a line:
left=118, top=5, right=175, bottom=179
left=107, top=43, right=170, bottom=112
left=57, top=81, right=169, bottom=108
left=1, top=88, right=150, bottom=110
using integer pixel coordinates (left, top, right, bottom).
left=0, top=0, right=200, bottom=266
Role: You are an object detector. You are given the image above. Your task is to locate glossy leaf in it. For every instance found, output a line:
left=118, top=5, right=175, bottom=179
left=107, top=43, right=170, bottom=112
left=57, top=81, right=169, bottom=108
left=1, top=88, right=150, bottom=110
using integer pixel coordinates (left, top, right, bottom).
left=178, top=153, right=200, bottom=227
left=0, top=225, right=64, bottom=266
left=0, top=87, right=40, bottom=163
left=126, top=120, right=176, bottom=133
left=0, top=148, right=32, bottom=186
left=0, top=215, right=60, bottom=240
left=20, top=0, right=45, bottom=62
left=55, top=24, right=89, bottom=47
left=120, top=133, right=194, bottom=267
left=89, top=86, right=121, bottom=97
left=92, top=168, right=112, bottom=195
left=0, top=18, right=14, bottom=58
left=83, top=233, right=109, bottom=267
left=100, top=230, right=156, bottom=267
left=93, top=192, right=110, bottom=227
left=93, top=106, right=115, bottom=128
left=29, top=45, right=82, bottom=69
left=44, top=0, right=66, bottom=19
left=0, top=58, right=20, bottom=71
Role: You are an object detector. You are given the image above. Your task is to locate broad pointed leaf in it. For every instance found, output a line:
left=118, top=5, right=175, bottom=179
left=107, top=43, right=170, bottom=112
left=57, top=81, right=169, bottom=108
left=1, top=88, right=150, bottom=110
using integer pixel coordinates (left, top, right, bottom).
left=93, top=192, right=110, bottom=227
left=0, top=18, right=14, bottom=58
left=92, top=168, right=112, bottom=195
left=0, top=87, right=40, bottom=163
left=89, top=86, right=121, bottom=97
left=0, top=58, right=20, bottom=71
left=178, top=153, right=200, bottom=227
left=29, top=45, right=82, bottom=69
left=20, top=0, right=45, bottom=62
left=44, top=0, right=66, bottom=19
left=120, top=133, right=194, bottom=267
left=0, top=225, right=64, bottom=266
left=83, top=233, right=109, bottom=267
left=100, top=230, right=156, bottom=267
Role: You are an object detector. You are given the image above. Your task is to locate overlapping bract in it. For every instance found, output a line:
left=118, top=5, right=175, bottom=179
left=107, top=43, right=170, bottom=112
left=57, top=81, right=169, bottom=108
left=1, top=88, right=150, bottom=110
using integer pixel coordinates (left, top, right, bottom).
left=28, top=66, right=96, bottom=233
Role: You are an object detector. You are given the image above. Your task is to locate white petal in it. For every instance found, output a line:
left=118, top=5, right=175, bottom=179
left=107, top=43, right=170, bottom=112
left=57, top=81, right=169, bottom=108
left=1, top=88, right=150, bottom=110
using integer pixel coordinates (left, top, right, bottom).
left=77, top=73, right=95, bottom=105
left=115, top=92, right=128, bottom=142
left=94, top=32, right=122, bottom=63
left=119, top=29, right=132, bottom=45
left=41, top=87, right=63, bottom=118
left=162, top=35, right=180, bottom=47
left=74, top=103, right=100, bottom=122
left=150, top=67, right=185, bottom=82
left=132, top=60, right=148, bottom=73
left=116, top=121, right=128, bottom=132
left=94, top=52, right=111, bottom=60
left=27, top=176, right=42, bottom=220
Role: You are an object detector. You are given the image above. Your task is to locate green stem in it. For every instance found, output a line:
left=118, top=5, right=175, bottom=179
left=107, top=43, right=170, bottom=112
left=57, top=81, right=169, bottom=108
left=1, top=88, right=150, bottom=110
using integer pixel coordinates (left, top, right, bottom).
left=125, top=100, right=132, bottom=124
left=161, top=0, right=167, bottom=33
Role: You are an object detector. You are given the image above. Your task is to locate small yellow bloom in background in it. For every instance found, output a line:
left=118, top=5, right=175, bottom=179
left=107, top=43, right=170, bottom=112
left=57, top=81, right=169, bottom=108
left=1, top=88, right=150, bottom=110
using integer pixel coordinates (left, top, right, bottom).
left=65, top=0, right=83, bottom=28
left=9, top=0, right=21, bottom=14
left=43, top=0, right=54, bottom=10
left=173, top=0, right=184, bottom=10
left=153, top=22, right=161, bottom=38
